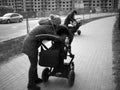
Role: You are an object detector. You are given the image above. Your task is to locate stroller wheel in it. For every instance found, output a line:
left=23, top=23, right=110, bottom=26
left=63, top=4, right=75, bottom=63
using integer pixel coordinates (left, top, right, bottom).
left=42, top=68, right=49, bottom=82
left=77, top=30, right=81, bottom=35
left=68, top=70, right=75, bottom=87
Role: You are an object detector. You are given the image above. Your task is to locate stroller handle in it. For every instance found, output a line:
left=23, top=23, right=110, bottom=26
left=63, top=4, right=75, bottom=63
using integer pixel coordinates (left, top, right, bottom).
left=35, top=34, right=64, bottom=43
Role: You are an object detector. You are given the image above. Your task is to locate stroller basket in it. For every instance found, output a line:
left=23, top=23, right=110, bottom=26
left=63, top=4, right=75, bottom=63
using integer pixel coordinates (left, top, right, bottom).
left=36, top=34, right=74, bottom=68
left=39, top=49, right=60, bottom=67
left=36, top=34, right=64, bottom=67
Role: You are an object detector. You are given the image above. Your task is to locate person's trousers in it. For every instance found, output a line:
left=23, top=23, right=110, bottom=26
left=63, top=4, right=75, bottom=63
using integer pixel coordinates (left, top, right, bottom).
left=27, top=52, right=39, bottom=87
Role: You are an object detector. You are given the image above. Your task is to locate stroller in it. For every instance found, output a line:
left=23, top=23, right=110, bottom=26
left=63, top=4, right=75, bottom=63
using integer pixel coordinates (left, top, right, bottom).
left=35, top=33, right=75, bottom=87
left=68, top=18, right=82, bottom=35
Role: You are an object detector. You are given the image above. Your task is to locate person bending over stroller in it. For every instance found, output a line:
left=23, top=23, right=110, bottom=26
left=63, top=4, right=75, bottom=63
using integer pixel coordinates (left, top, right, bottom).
left=22, top=15, right=62, bottom=90
left=22, top=15, right=73, bottom=90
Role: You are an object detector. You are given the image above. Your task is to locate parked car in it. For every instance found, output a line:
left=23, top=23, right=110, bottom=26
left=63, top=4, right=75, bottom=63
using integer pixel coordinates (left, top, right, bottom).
left=0, top=13, right=23, bottom=24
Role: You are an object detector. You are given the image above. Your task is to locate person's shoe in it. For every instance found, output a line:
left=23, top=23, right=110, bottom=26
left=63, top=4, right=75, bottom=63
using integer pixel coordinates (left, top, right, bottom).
left=35, top=78, right=43, bottom=84
left=28, top=85, right=40, bottom=90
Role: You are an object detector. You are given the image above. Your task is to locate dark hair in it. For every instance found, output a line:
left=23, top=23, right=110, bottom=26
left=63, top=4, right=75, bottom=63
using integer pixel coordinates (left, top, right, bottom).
left=73, top=10, right=77, bottom=14
left=56, top=25, right=69, bottom=36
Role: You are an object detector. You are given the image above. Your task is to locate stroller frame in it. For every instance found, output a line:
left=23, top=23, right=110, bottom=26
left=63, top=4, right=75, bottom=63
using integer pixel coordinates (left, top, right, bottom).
left=36, top=34, right=75, bottom=87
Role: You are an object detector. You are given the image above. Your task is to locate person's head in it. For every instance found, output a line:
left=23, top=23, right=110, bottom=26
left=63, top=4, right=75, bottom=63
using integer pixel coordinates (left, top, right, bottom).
left=73, top=10, right=77, bottom=14
left=57, top=25, right=73, bottom=44
left=49, top=14, right=61, bottom=26
left=49, top=14, right=55, bottom=20
left=56, top=25, right=69, bottom=36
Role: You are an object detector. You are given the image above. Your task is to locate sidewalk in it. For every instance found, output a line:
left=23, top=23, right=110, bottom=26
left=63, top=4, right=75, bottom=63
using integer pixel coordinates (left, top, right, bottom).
left=0, top=16, right=116, bottom=90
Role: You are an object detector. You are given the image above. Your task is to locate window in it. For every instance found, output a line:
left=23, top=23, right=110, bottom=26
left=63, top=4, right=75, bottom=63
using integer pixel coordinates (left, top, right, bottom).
left=12, top=14, right=19, bottom=17
left=109, top=4, right=111, bottom=6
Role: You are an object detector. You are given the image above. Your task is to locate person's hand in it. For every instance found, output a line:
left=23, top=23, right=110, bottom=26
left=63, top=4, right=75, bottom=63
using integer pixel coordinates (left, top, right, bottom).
left=72, top=21, right=77, bottom=26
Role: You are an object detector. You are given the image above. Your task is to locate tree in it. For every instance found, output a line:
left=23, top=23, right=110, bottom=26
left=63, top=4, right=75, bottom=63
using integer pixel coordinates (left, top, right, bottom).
left=0, top=6, right=14, bottom=16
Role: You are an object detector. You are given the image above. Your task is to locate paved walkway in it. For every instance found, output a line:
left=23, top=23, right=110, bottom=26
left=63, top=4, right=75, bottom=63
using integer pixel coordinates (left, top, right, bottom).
left=0, top=16, right=116, bottom=90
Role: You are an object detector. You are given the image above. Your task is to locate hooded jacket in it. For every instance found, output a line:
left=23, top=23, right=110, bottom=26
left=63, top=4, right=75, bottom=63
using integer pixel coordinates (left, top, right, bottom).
left=64, top=10, right=77, bottom=26
left=22, top=25, right=56, bottom=56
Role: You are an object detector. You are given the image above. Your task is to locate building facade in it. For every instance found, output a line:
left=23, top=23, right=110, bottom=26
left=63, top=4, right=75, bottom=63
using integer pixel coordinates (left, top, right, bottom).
left=32, top=0, right=74, bottom=16
left=119, top=0, right=120, bottom=9
left=75, top=0, right=117, bottom=12
left=0, top=0, right=119, bottom=17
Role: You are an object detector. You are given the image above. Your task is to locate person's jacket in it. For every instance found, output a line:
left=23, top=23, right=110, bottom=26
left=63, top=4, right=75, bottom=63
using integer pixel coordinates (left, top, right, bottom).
left=22, top=24, right=73, bottom=56
left=22, top=25, right=56, bottom=56
left=64, top=11, right=76, bottom=26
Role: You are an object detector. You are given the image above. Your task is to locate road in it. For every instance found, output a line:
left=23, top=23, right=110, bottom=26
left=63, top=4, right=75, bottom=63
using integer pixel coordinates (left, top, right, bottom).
left=0, top=13, right=115, bottom=42
left=0, top=19, right=38, bottom=42
left=0, top=16, right=115, bottom=90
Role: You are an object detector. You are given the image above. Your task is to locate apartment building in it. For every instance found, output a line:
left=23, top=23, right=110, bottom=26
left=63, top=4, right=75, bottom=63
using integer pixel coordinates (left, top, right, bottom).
left=0, top=0, right=119, bottom=16
left=33, top=0, right=57, bottom=12
left=32, top=0, right=74, bottom=16
left=60, top=0, right=74, bottom=11
left=0, top=0, right=22, bottom=12
left=0, top=0, right=74, bottom=12
left=75, top=0, right=116, bottom=12
left=33, top=0, right=73, bottom=11
left=119, top=0, right=120, bottom=9
left=0, top=0, right=8, bottom=6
